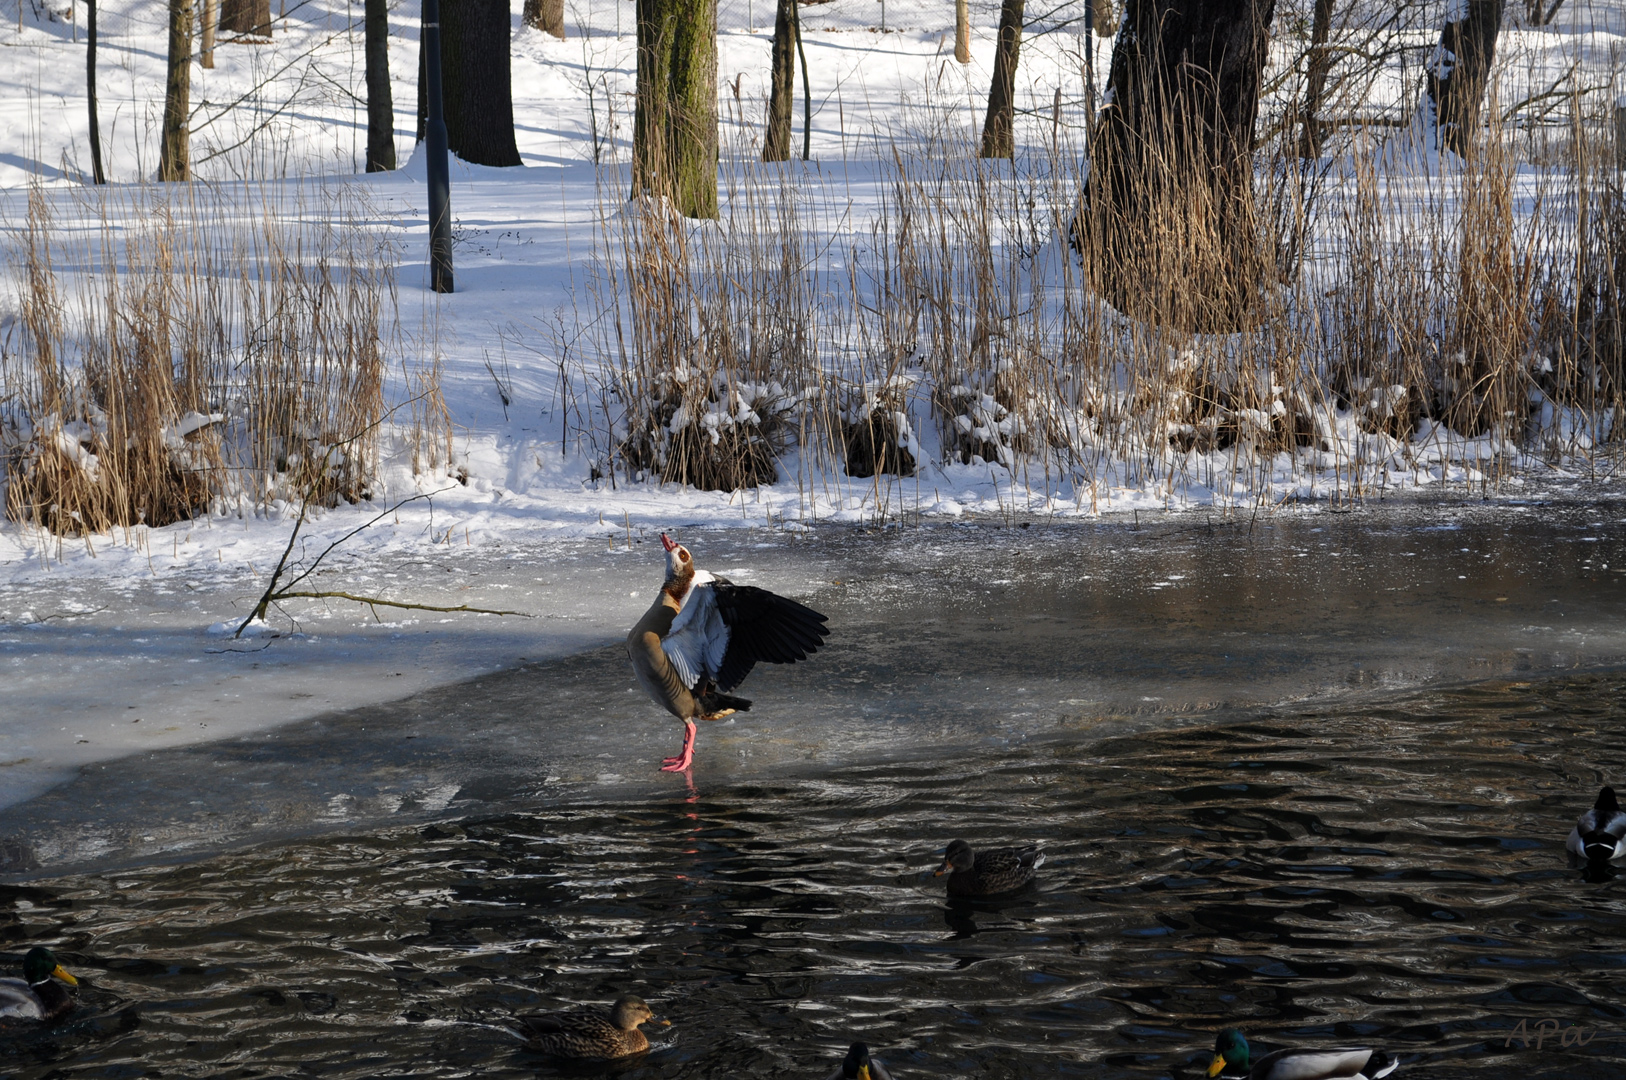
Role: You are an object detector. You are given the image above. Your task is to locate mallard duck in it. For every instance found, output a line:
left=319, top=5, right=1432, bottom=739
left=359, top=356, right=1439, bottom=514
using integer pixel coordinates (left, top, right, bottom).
left=0, top=947, right=78, bottom=1023
left=1208, top=1028, right=1398, bottom=1079
left=1567, top=786, right=1626, bottom=865
left=509, top=995, right=667, bottom=1059
left=935, top=839, right=1044, bottom=897
left=821, top=1040, right=895, bottom=1080
left=627, top=533, right=829, bottom=772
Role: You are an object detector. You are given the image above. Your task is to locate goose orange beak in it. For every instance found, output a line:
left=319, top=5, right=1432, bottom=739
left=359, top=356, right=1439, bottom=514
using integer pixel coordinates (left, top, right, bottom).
left=1207, top=1053, right=1226, bottom=1077
left=661, top=533, right=678, bottom=552
left=51, top=964, right=77, bottom=986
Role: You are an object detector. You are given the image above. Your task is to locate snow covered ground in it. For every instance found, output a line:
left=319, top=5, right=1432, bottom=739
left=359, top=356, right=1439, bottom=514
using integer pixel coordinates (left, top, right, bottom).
left=2, top=3, right=1625, bottom=829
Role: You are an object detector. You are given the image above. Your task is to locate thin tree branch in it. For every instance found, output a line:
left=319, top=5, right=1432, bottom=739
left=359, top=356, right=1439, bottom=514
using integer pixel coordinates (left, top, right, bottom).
left=270, top=591, right=534, bottom=618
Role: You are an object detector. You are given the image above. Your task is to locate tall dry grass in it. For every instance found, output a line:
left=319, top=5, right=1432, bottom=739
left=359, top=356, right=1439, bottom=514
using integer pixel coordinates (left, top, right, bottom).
left=0, top=179, right=429, bottom=538
left=555, top=34, right=1623, bottom=512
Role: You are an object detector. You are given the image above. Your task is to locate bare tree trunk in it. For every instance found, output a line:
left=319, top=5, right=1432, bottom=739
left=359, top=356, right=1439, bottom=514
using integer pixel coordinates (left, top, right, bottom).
left=200, top=0, right=216, bottom=67
left=219, top=0, right=270, bottom=38
left=523, top=0, right=566, bottom=39
left=87, top=0, right=106, bottom=183
left=633, top=0, right=719, bottom=218
left=1072, top=0, right=1278, bottom=332
left=978, top=0, right=1024, bottom=158
left=159, top=0, right=193, bottom=182
left=1297, top=0, right=1333, bottom=158
left=955, top=0, right=970, bottom=64
left=1426, top=0, right=1505, bottom=157
left=415, top=0, right=521, bottom=167
left=763, top=0, right=795, bottom=161
left=365, top=0, right=395, bottom=171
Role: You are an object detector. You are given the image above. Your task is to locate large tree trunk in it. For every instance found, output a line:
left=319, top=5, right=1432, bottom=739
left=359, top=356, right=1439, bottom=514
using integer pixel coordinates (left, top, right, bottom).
left=955, top=0, right=970, bottom=64
left=365, top=0, right=395, bottom=171
left=1296, top=0, right=1333, bottom=158
left=763, top=0, right=795, bottom=161
left=87, top=0, right=106, bottom=183
left=633, top=0, right=719, bottom=218
left=218, top=0, right=270, bottom=38
left=159, top=0, right=192, bottom=182
left=1426, top=0, right=1505, bottom=157
left=523, top=0, right=566, bottom=39
left=415, top=0, right=521, bottom=167
left=979, top=0, right=1024, bottom=158
left=200, top=0, right=216, bottom=67
left=1073, top=0, right=1277, bottom=332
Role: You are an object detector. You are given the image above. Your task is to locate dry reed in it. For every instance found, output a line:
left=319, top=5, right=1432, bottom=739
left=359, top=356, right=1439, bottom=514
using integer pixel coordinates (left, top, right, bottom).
left=0, top=178, right=420, bottom=537
left=557, top=22, right=1625, bottom=512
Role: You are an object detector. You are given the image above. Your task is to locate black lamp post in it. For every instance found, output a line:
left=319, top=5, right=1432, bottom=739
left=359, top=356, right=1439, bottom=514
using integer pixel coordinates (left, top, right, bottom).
left=423, top=0, right=453, bottom=293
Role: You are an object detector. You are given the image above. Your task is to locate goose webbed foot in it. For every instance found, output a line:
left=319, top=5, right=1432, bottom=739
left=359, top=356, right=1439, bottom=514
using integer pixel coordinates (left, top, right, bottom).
left=660, top=719, right=698, bottom=772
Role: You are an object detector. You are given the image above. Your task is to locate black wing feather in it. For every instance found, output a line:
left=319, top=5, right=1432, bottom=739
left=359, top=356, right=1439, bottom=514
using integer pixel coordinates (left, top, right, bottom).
left=712, top=583, right=829, bottom=691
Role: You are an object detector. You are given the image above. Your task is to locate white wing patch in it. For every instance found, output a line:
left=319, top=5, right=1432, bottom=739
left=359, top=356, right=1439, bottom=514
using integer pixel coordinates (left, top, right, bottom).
left=661, top=579, right=730, bottom=689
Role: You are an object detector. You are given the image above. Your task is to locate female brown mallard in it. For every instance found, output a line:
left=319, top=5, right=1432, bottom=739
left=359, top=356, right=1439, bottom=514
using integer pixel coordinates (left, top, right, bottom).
left=936, top=839, right=1044, bottom=897
left=509, top=994, right=667, bottom=1059
left=0, top=947, right=78, bottom=1023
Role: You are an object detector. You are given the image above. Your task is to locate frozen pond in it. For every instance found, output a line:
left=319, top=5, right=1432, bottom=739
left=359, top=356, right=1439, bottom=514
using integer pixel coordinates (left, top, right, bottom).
left=3, top=495, right=1623, bottom=876
left=2, top=498, right=1626, bottom=1078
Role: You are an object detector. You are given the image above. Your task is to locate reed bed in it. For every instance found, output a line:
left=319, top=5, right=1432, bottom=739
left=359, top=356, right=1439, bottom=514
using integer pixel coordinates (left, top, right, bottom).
left=565, top=59, right=1624, bottom=515
left=0, top=179, right=432, bottom=538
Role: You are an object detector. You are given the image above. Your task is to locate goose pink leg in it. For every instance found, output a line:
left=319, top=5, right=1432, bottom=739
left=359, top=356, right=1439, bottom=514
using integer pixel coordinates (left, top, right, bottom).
left=661, top=719, right=698, bottom=772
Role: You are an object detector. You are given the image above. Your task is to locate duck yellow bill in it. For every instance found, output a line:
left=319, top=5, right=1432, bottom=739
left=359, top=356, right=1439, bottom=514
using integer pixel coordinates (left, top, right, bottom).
left=857, top=1066, right=871, bottom=1080
left=1207, top=1053, right=1226, bottom=1077
left=52, top=965, right=78, bottom=986
left=933, top=864, right=949, bottom=877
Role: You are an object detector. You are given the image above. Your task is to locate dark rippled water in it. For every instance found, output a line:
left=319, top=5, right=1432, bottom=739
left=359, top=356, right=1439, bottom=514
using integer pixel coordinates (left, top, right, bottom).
left=5, top=673, right=1625, bottom=1078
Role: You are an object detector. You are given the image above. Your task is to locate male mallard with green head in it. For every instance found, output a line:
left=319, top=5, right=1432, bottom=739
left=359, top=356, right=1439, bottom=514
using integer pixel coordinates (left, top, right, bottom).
left=1568, top=785, right=1626, bottom=866
left=820, top=1040, right=896, bottom=1079
left=1208, top=1028, right=1398, bottom=1079
left=509, top=994, right=667, bottom=1059
left=0, top=947, right=78, bottom=1023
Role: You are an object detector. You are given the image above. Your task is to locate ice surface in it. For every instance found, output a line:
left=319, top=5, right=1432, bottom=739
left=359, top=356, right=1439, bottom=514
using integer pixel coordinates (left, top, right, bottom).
left=4, top=499, right=1624, bottom=878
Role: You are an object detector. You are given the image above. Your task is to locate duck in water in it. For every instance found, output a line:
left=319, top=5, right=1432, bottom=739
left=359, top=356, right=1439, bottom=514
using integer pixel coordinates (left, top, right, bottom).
left=936, top=839, right=1044, bottom=897
left=1207, top=1028, right=1398, bottom=1079
left=508, top=995, right=667, bottom=1059
left=0, top=947, right=78, bottom=1024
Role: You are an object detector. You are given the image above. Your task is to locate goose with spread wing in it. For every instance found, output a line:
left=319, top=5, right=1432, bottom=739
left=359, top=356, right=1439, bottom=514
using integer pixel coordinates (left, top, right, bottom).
left=626, top=533, right=830, bottom=772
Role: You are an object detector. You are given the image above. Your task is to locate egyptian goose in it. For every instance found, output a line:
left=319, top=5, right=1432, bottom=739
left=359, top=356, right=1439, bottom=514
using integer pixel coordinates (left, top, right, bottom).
left=0, top=947, right=77, bottom=1024
left=1207, top=1029, right=1398, bottom=1079
left=626, top=533, right=829, bottom=772
left=822, top=1041, right=896, bottom=1080
left=935, top=839, right=1044, bottom=897
left=508, top=995, right=667, bottom=1059
left=1567, top=785, right=1626, bottom=865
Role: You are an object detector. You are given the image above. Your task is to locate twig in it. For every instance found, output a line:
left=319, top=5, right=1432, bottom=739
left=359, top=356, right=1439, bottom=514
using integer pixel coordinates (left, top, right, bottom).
left=235, top=484, right=459, bottom=637
left=270, top=592, right=534, bottom=619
